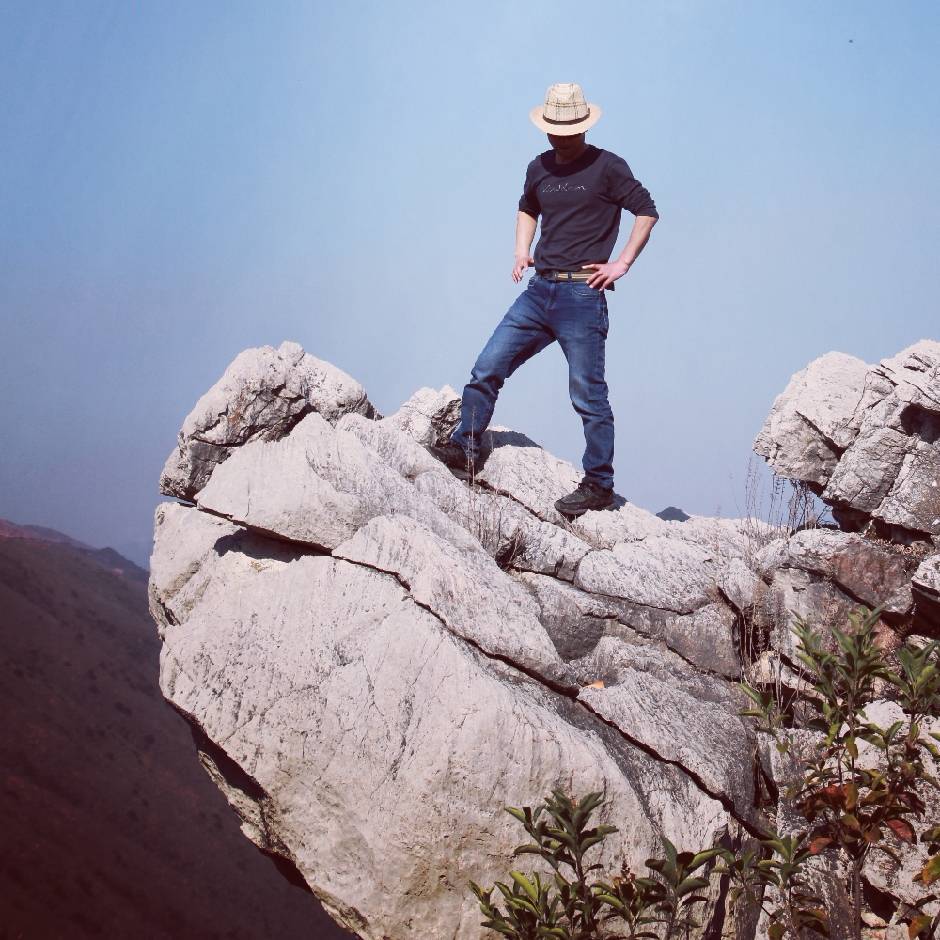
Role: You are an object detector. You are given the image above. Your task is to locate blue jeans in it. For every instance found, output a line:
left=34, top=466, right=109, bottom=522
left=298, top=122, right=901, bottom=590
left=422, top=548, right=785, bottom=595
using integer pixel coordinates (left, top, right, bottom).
left=451, top=273, right=614, bottom=490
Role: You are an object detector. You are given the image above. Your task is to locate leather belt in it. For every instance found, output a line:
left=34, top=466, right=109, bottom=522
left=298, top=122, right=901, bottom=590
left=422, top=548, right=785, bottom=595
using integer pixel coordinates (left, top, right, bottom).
left=536, top=269, right=615, bottom=290
left=539, top=269, right=593, bottom=281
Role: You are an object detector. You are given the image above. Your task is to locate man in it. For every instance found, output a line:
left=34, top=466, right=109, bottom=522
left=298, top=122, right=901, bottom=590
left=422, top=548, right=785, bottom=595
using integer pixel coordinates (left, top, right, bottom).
left=429, top=83, right=659, bottom=517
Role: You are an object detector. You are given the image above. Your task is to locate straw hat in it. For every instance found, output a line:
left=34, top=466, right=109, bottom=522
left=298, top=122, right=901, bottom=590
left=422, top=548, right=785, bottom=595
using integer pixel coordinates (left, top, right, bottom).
left=529, top=82, right=602, bottom=136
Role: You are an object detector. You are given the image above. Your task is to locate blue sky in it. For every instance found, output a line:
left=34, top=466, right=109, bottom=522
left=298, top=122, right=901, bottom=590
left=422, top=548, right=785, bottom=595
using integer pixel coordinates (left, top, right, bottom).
left=1, top=1, right=938, bottom=567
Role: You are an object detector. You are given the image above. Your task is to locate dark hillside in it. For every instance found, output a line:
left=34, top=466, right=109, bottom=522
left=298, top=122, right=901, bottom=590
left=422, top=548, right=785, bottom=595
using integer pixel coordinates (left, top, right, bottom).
left=0, top=526, right=353, bottom=940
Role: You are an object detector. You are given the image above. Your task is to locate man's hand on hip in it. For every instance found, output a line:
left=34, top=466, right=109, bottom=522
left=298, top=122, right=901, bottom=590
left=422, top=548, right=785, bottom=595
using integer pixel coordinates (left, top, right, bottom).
left=512, top=254, right=534, bottom=283
left=582, top=259, right=631, bottom=290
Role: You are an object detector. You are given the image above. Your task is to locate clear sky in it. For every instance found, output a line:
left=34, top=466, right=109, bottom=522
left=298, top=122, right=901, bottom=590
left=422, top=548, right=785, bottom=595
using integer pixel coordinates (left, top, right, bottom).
left=1, top=1, right=938, bottom=568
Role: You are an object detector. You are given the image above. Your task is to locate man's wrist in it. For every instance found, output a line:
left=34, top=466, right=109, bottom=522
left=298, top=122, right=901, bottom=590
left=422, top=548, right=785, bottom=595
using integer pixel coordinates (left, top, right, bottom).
left=616, top=257, right=633, bottom=269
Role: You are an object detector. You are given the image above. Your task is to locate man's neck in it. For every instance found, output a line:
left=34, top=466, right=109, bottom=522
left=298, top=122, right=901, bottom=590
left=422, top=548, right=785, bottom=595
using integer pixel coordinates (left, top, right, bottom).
left=554, top=142, right=588, bottom=165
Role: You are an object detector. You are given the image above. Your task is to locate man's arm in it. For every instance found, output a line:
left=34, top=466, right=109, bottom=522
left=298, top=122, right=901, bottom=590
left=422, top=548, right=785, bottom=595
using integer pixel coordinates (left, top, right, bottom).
left=512, top=210, right=538, bottom=283
left=584, top=214, right=657, bottom=289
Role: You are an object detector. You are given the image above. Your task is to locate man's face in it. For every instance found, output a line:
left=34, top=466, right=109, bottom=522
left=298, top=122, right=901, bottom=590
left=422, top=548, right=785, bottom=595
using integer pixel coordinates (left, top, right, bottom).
left=547, top=132, right=586, bottom=158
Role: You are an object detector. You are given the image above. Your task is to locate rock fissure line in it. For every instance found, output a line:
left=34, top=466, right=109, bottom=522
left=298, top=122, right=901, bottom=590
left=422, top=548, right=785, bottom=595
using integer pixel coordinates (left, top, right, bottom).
left=463, top=470, right=564, bottom=528
left=794, top=409, right=847, bottom=462
left=191, top=393, right=313, bottom=447
left=193, top=506, right=730, bottom=685
left=329, top=547, right=766, bottom=838
left=563, top=566, right=705, bottom=618
left=607, top=619, right=739, bottom=681
left=195, top=505, right=335, bottom=556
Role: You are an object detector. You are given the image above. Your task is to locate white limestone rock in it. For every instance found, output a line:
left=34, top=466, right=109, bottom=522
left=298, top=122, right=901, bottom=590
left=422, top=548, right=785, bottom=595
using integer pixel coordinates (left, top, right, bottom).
left=718, top=557, right=761, bottom=613
left=148, top=501, right=240, bottom=636
left=758, top=341, right=940, bottom=540
left=511, top=570, right=635, bottom=661
left=474, top=430, right=584, bottom=523
left=912, top=553, right=940, bottom=634
left=381, top=384, right=461, bottom=446
left=783, top=528, right=913, bottom=614
left=663, top=603, right=741, bottom=678
left=754, top=351, right=870, bottom=485
left=755, top=537, right=790, bottom=577
left=150, top=340, right=940, bottom=939
left=515, top=570, right=741, bottom=678
left=412, top=469, right=593, bottom=580
left=756, top=565, right=861, bottom=662
left=152, top=501, right=733, bottom=940
left=856, top=702, right=940, bottom=918
left=570, top=501, right=668, bottom=548
left=161, top=340, right=375, bottom=500
left=334, top=411, right=443, bottom=481
left=333, top=513, right=573, bottom=687
left=574, top=637, right=756, bottom=820
left=195, top=412, right=475, bottom=553
left=574, top=536, right=719, bottom=614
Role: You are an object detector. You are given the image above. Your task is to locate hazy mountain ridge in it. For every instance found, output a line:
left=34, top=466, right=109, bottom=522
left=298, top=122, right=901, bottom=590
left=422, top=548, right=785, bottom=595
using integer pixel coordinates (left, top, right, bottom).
left=0, top=518, right=149, bottom=582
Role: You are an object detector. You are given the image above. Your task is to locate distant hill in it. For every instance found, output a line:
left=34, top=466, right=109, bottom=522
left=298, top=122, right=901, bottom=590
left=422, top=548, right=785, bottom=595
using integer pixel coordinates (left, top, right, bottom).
left=0, top=520, right=353, bottom=939
left=656, top=506, right=690, bottom=522
left=0, top=518, right=92, bottom=547
left=0, top=519, right=149, bottom=582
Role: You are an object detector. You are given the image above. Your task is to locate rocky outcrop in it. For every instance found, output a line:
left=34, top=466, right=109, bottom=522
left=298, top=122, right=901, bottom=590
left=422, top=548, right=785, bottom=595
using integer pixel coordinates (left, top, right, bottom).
left=151, top=340, right=940, bottom=939
left=161, top=340, right=376, bottom=501
left=755, top=341, right=940, bottom=541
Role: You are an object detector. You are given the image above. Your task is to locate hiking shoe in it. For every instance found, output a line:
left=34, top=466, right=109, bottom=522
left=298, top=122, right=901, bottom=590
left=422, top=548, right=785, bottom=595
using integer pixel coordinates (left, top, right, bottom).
left=555, top=479, right=615, bottom=517
left=426, top=439, right=478, bottom=477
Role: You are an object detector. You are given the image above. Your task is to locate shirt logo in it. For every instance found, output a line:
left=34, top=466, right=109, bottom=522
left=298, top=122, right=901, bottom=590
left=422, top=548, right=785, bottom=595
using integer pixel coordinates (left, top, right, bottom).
left=540, top=182, right=587, bottom=194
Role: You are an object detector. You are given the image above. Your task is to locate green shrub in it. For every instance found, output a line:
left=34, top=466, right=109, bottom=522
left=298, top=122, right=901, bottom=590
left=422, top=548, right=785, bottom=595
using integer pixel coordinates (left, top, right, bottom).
left=470, top=608, right=940, bottom=938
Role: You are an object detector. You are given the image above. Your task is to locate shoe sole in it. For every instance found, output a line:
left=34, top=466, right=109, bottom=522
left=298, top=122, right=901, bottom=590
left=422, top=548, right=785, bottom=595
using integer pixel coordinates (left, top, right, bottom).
left=554, top=498, right=614, bottom=518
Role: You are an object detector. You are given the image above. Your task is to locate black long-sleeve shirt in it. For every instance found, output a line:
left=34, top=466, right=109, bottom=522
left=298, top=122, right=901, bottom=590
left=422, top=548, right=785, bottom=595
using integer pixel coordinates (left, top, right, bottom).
left=518, top=144, right=658, bottom=273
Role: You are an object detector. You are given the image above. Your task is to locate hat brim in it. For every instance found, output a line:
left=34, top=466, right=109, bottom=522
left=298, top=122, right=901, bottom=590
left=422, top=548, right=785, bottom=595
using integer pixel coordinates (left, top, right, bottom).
left=529, top=102, right=602, bottom=135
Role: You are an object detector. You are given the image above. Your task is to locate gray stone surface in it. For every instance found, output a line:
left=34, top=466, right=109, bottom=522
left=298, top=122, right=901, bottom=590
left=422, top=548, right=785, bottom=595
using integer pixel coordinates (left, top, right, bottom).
left=574, top=536, right=719, bottom=614
left=575, top=636, right=756, bottom=820
left=151, top=501, right=731, bottom=940
left=195, top=412, right=474, bottom=552
left=756, top=564, right=861, bottom=663
left=412, top=469, right=593, bottom=580
left=719, top=556, right=761, bottom=613
left=333, top=513, right=572, bottom=687
left=784, top=528, right=913, bottom=614
left=756, top=341, right=940, bottom=541
left=754, top=351, right=870, bottom=485
left=161, top=341, right=375, bottom=501
left=380, top=385, right=461, bottom=446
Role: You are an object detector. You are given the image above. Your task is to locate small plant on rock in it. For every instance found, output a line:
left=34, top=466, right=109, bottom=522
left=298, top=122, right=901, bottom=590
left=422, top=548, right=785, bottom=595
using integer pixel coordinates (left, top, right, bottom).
left=470, top=789, right=617, bottom=938
left=736, top=607, right=940, bottom=938
left=471, top=609, right=940, bottom=938
left=469, top=789, right=721, bottom=940
left=602, top=839, right=722, bottom=939
left=718, top=832, right=829, bottom=939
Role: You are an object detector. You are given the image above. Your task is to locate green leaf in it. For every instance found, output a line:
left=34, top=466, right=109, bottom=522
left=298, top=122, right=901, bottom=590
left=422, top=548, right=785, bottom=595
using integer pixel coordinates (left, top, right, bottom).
left=689, top=848, right=723, bottom=870
left=676, top=876, right=709, bottom=897
left=505, top=806, right=527, bottom=823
